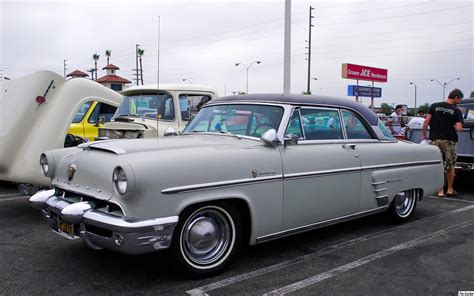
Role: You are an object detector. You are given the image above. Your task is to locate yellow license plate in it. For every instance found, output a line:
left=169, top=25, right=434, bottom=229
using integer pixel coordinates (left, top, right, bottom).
left=57, top=219, right=75, bottom=239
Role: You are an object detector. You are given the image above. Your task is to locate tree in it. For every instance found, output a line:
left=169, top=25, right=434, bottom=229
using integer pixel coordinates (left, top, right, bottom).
left=418, top=103, right=430, bottom=114
left=105, top=49, right=111, bottom=65
left=92, top=53, right=100, bottom=80
left=137, top=48, right=145, bottom=85
left=380, top=102, right=393, bottom=115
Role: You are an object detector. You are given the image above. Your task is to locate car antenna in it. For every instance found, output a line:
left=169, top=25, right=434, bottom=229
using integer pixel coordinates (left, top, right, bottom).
left=156, top=16, right=161, bottom=138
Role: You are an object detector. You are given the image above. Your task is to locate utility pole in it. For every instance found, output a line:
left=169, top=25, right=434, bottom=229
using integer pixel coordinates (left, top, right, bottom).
left=283, top=0, right=291, bottom=94
left=63, top=60, right=68, bottom=78
left=306, top=6, right=315, bottom=94
left=135, top=44, right=140, bottom=86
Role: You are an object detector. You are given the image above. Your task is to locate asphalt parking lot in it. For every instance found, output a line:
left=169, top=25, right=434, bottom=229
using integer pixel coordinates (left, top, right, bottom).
left=1, top=175, right=473, bottom=296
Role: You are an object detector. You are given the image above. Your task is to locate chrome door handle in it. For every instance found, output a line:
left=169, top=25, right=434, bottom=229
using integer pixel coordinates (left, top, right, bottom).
left=342, top=144, right=356, bottom=150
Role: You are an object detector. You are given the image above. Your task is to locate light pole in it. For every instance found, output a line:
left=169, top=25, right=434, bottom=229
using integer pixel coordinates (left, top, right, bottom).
left=409, top=82, right=417, bottom=115
left=182, top=78, right=193, bottom=84
left=235, top=61, right=261, bottom=94
left=135, top=44, right=141, bottom=86
left=430, top=78, right=460, bottom=101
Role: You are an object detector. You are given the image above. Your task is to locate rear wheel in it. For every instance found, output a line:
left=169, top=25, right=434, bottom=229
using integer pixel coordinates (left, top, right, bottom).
left=171, top=202, right=242, bottom=277
left=388, top=189, right=418, bottom=223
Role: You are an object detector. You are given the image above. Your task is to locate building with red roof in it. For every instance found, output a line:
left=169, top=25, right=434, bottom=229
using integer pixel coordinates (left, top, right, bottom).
left=96, top=63, right=131, bottom=91
left=66, top=70, right=89, bottom=79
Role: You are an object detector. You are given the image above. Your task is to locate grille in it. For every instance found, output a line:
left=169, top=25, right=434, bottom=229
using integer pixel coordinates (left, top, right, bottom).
left=56, top=189, right=125, bottom=218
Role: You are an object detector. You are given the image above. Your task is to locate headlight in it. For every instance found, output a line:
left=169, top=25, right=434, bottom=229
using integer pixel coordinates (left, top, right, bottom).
left=113, top=166, right=128, bottom=195
left=40, top=153, right=49, bottom=176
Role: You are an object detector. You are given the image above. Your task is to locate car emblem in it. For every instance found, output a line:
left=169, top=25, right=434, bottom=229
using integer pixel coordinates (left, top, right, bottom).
left=68, top=164, right=77, bottom=181
left=251, top=170, right=258, bottom=178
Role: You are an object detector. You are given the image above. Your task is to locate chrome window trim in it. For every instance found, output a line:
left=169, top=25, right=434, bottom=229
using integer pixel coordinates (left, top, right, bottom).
left=256, top=206, right=388, bottom=244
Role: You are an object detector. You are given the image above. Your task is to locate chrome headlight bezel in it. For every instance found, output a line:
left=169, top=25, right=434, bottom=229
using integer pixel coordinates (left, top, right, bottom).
left=112, top=165, right=135, bottom=197
left=113, top=166, right=128, bottom=195
left=40, top=153, right=49, bottom=177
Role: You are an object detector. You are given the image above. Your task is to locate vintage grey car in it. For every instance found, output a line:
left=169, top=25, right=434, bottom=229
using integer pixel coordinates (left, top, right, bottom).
left=30, top=94, right=444, bottom=277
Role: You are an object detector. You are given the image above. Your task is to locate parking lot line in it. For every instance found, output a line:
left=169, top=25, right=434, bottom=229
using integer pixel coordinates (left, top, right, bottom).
left=0, top=192, right=23, bottom=197
left=263, top=220, right=473, bottom=296
left=186, top=205, right=474, bottom=296
left=0, top=196, right=29, bottom=202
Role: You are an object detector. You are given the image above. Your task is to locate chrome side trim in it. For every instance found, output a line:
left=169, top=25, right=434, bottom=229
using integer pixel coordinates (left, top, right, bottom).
left=256, top=207, right=388, bottom=244
left=161, top=175, right=283, bottom=194
left=284, top=167, right=360, bottom=179
left=362, top=160, right=441, bottom=171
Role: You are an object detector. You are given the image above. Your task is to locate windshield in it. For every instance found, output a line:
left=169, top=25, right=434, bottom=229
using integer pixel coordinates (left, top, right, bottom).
left=184, top=104, right=284, bottom=138
left=72, top=101, right=93, bottom=123
left=377, top=119, right=395, bottom=140
left=458, top=103, right=474, bottom=120
left=114, top=93, right=174, bottom=120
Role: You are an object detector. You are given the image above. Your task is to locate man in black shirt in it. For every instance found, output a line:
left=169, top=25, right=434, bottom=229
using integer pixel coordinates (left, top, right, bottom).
left=422, top=89, right=464, bottom=197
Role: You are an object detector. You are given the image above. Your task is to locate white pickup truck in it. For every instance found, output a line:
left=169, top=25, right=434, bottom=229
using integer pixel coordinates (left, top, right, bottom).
left=97, top=84, right=217, bottom=139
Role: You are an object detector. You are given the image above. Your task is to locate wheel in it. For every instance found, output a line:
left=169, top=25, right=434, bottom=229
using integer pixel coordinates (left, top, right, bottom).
left=171, top=202, right=242, bottom=277
left=387, top=189, right=418, bottom=223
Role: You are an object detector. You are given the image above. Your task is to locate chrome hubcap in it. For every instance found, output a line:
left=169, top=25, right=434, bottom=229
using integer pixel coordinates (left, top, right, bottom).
left=394, top=190, right=415, bottom=217
left=182, top=208, right=231, bottom=266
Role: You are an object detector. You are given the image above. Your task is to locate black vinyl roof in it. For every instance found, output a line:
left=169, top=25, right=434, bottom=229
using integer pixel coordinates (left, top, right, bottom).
left=459, top=98, right=474, bottom=105
left=213, top=93, right=379, bottom=125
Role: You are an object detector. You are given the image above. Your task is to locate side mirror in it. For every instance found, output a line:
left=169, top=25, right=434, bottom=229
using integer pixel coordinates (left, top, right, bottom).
left=284, top=134, right=299, bottom=147
left=261, top=129, right=279, bottom=147
left=94, top=116, right=105, bottom=127
left=164, top=127, right=178, bottom=137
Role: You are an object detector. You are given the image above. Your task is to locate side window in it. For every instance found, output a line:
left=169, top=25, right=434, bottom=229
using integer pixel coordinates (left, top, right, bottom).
left=72, top=101, right=93, bottom=123
left=300, top=108, right=343, bottom=140
left=88, top=103, right=117, bottom=124
left=179, top=95, right=191, bottom=121
left=341, top=110, right=373, bottom=139
left=286, top=109, right=303, bottom=138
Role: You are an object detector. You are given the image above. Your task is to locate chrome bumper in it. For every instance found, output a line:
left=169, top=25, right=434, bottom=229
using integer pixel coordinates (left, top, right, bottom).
left=29, top=189, right=178, bottom=255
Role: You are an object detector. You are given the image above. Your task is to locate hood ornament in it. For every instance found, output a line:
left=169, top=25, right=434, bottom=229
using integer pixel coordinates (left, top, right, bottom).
left=68, top=164, right=77, bottom=181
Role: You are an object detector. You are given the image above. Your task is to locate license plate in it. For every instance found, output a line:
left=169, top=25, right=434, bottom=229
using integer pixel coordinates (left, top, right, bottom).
left=57, top=218, right=75, bottom=239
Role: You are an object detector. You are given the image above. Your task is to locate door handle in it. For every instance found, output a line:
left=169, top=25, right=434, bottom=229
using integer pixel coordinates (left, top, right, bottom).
left=342, top=144, right=356, bottom=150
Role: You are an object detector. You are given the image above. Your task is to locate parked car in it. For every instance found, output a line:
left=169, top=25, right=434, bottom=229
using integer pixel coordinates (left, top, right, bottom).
left=68, top=101, right=118, bottom=142
left=30, top=94, right=443, bottom=277
left=97, top=84, right=216, bottom=140
left=0, top=70, right=122, bottom=188
left=406, top=98, right=474, bottom=171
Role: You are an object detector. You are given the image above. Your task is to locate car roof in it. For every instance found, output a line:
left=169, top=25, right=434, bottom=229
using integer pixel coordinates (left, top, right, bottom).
left=122, top=83, right=217, bottom=94
left=212, top=93, right=379, bottom=125
left=459, top=98, right=474, bottom=105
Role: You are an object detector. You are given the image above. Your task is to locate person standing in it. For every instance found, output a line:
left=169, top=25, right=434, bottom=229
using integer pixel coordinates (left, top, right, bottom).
left=388, top=104, right=404, bottom=136
left=422, top=89, right=464, bottom=197
left=407, top=110, right=426, bottom=129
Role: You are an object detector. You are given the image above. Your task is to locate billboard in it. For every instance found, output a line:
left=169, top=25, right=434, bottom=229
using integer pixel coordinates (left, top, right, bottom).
left=342, top=63, right=388, bottom=82
left=347, top=85, right=382, bottom=97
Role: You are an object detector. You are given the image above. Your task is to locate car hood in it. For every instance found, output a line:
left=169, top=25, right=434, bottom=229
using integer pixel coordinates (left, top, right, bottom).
left=79, top=133, right=258, bottom=155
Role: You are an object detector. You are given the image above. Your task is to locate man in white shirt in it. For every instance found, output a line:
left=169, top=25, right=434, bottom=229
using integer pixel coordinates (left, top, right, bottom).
left=408, top=111, right=426, bottom=129
left=388, top=104, right=403, bottom=136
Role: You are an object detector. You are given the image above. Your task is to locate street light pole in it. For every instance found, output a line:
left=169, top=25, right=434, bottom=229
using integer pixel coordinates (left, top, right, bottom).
left=409, top=82, right=417, bottom=115
left=235, top=61, right=261, bottom=94
left=430, top=78, right=460, bottom=101
left=135, top=44, right=141, bottom=86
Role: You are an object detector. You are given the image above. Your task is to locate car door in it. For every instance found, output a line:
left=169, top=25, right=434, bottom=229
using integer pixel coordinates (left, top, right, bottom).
left=83, top=102, right=117, bottom=141
left=281, top=107, right=362, bottom=231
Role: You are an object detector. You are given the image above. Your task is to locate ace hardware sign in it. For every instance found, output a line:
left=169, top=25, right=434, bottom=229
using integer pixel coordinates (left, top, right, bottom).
left=342, top=63, right=388, bottom=83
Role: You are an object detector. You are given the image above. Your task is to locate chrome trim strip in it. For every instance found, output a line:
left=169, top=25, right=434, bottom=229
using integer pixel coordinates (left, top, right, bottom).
left=373, top=188, right=387, bottom=193
left=372, top=180, right=388, bottom=185
left=161, top=175, right=284, bottom=194
left=361, top=160, right=441, bottom=171
left=284, top=167, right=360, bottom=179
left=256, top=207, right=388, bottom=243
left=376, top=194, right=389, bottom=199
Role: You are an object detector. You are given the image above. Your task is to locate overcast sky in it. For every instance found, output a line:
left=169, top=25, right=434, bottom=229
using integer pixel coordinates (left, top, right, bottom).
left=1, top=0, right=473, bottom=107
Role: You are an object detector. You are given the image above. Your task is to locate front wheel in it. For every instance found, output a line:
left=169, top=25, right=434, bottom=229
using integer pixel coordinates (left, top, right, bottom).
left=387, top=189, right=418, bottom=223
left=171, top=202, right=242, bottom=277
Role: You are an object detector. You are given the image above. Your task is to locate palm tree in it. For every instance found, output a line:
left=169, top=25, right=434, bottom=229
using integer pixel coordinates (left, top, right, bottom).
left=137, top=48, right=145, bottom=85
left=105, top=49, right=111, bottom=65
left=92, top=53, right=100, bottom=80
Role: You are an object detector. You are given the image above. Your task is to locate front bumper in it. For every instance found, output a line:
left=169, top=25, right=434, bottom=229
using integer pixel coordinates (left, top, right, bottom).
left=30, top=189, right=178, bottom=255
